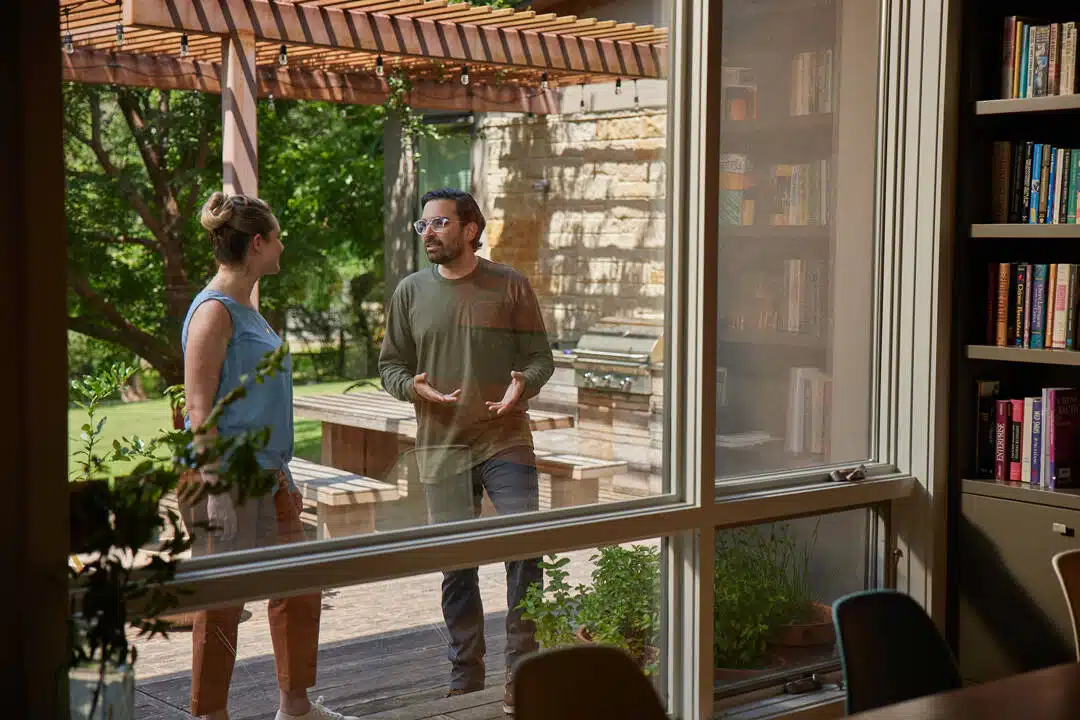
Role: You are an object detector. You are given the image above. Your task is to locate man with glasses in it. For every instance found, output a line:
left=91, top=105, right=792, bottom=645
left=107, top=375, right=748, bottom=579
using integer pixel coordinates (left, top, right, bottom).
left=379, top=188, right=554, bottom=714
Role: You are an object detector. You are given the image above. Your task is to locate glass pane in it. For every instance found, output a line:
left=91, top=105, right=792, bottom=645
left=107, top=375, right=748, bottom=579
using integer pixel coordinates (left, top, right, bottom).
left=129, top=539, right=666, bottom=718
left=64, top=0, right=680, bottom=567
left=715, top=0, right=881, bottom=479
left=712, top=507, right=883, bottom=704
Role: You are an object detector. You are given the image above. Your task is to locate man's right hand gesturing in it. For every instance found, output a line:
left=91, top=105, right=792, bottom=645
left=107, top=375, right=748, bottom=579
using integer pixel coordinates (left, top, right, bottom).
left=412, top=372, right=461, bottom=404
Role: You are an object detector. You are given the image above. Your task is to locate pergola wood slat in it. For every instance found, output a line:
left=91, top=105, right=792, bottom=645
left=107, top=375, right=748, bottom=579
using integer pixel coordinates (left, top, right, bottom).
left=122, top=0, right=665, bottom=78
left=63, top=47, right=559, bottom=112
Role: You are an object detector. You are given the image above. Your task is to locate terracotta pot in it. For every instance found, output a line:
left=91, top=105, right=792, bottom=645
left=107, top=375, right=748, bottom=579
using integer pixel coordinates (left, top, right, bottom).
left=771, top=601, right=835, bottom=648
left=575, top=626, right=658, bottom=670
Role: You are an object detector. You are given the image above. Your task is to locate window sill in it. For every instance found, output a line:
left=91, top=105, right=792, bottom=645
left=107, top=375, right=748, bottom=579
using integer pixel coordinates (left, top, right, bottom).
left=715, top=686, right=845, bottom=719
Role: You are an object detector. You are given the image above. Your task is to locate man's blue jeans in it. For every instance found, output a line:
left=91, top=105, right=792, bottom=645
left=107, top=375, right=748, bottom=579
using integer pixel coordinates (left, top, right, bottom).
left=422, top=445, right=542, bottom=691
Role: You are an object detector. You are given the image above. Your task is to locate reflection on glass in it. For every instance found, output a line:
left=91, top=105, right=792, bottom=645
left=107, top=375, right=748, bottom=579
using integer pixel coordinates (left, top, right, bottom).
left=713, top=508, right=878, bottom=697
left=716, top=0, right=881, bottom=479
left=129, top=540, right=665, bottom=718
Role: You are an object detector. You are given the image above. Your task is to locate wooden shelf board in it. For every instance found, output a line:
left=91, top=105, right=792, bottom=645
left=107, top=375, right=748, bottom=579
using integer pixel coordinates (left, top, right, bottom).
left=970, top=224, right=1080, bottom=238
left=975, top=95, right=1080, bottom=116
left=966, top=345, right=1080, bottom=365
left=963, top=478, right=1080, bottom=512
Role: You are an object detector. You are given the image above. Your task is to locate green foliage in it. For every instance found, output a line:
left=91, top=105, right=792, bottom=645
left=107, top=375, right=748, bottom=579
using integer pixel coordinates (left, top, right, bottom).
left=713, top=523, right=818, bottom=669
left=68, top=346, right=288, bottom=714
left=517, top=545, right=661, bottom=674
left=517, top=555, right=584, bottom=650
left=578, top=545, right=662, bottom=672
left=64, top=82, right=386, bottom=385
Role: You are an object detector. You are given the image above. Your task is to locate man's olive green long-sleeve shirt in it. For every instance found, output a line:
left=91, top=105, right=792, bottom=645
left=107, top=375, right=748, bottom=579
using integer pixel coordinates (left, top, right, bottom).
left=378, top=258, right=555, bottom=480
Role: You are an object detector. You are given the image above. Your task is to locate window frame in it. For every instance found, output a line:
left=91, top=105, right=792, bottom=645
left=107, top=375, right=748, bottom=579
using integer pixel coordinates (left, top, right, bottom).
left=53, top=0, right=962, bottom=718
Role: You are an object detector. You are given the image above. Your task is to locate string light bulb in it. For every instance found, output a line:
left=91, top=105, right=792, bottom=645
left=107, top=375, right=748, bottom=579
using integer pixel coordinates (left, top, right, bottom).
left=540, top=72, right=549, bottom=91
left=115, top=22, right=125, bottom=47
left=614, top=77, right=623, bottom=95
left=180, top=34, right=190, bottom=58
left=268, top=93, right=275, bottom=112
left=63, top=9, right=74, bottom=55
left=375, top=55, right=385, bottom=77
left=460, top=65, right=470, bottom=86
left=278, top=44, right=288, bottom=67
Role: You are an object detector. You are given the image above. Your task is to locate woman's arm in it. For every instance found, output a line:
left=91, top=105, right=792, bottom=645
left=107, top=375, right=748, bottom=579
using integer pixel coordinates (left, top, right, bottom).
left=184, top=299, right=232, bottom=447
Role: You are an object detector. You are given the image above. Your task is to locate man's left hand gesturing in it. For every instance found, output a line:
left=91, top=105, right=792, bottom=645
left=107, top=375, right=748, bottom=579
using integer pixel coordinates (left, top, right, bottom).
left=486, top=371, right=527, bottom=416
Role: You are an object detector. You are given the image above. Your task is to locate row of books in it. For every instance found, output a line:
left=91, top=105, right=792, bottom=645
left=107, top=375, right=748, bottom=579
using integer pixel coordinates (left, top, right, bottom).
left=785, top=367, right=832, bottom=455
left=975, top=381, right=1080, bottom=488
left=720, top=257, right=828, bottom=337
left=986, top=262, right=1080, bottom=350
left=790, top=50, right=834, bottom=116
left=990, top=141, right=1080, bottom=224
left=1000, top=17, right=1078, bottom=99
left=719, top=154, right=832, bottom=227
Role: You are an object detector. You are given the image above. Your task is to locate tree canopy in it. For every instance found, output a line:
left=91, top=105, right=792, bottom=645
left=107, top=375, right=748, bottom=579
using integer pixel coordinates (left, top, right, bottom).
left=64, top=84, right=385, bottom=387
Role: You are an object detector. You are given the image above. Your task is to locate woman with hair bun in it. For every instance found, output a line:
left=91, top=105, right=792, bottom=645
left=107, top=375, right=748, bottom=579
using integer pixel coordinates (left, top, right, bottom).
left=182, top=192, right=356, bottom=720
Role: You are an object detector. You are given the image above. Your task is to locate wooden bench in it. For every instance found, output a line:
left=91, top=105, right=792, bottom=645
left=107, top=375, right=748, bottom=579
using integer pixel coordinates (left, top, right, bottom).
left=289, top=457, right=398, bottom=539
left=535, top=452, right=628, bottom=509
left=476, top=452, right=628, bottom=515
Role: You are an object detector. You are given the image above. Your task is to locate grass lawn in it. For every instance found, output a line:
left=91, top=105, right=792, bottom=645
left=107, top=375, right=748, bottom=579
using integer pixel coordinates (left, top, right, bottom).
left=68, top=378, right=379, bottom=478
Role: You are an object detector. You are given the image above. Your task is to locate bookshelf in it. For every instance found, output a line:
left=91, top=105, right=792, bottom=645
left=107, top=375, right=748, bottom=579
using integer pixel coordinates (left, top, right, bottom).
left=951, top=3, right=1080, bottom=685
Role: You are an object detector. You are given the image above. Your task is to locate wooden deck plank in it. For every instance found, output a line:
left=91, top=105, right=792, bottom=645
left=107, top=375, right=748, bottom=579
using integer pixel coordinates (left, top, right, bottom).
left=137, top=613, right=511, bottom=719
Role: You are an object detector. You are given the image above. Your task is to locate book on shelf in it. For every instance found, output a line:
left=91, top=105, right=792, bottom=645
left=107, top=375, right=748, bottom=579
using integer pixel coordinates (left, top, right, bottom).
left=977, top=383, right=1079, bottom=488
left=785, top=366, right=831, bottom=455
left=991, top=141, right=1079, bottom=224
left=987, top=262, right=1080, bottom=350
left=1001, top=17, right=1077, bottom=99
left=720, top=153, right=755, bottom=226
left=790, top=50, right=834, bottom=116
left=768, top=161, right=831, bottom=227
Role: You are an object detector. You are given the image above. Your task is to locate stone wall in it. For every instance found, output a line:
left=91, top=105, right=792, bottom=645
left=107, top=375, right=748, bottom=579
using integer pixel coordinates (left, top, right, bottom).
left=474, top=107, right=668, bottom=343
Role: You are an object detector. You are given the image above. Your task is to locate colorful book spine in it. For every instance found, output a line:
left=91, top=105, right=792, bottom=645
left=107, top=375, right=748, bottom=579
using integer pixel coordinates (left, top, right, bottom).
left=1009, top=399, right=1024, bottom=481
left=1047, top=146, right=1058, bottom=223
left=1022, top=397, right=1034, bottom=482
left=1031, top=143, right=1043, bottom=222
left=995, top=399, right=1010, bottom=481
left=1031, top=263, right=1049, bottom=348
left=1032, top=397, right=1043, bottom=485
left=1014, top=262, right=1028, bottom=347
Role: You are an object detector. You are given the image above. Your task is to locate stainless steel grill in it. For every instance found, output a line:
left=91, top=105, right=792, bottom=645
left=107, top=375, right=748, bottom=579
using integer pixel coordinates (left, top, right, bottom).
left=571, top=315, right=664, bottom=395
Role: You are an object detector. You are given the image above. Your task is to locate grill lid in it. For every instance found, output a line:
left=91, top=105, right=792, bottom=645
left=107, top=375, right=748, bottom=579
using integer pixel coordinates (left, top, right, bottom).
left=574, top=314, right=664, bottom=366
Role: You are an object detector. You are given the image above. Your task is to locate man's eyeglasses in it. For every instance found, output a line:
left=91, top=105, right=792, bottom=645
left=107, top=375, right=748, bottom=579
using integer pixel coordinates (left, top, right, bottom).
left=413, top=217, right=464, bottom=235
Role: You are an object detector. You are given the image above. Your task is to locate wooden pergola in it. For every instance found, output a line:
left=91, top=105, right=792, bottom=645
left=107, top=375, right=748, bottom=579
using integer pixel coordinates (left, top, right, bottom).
left=60, top=0, right=668, bottom=303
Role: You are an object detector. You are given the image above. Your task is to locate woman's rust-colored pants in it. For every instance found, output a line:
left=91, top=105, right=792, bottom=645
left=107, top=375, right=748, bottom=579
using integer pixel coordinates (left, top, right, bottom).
left=186, top=473, right=321, bottom=715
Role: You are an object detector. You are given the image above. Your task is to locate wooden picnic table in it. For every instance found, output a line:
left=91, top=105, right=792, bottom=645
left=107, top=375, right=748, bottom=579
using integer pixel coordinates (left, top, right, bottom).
left=293, top=390, right=575, bottom=482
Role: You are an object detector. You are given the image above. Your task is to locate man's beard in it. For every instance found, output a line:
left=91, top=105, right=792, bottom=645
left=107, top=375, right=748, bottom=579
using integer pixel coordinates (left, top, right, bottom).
left=425, top=236, right=464, bottom=264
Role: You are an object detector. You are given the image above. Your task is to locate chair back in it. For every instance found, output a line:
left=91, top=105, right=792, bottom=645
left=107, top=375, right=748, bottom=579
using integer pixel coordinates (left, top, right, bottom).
left=514, top=645, right=668, bottom=720
left=1053, top=549, right=1080, bottom=661
left=833, top=589, right=962, bottom=714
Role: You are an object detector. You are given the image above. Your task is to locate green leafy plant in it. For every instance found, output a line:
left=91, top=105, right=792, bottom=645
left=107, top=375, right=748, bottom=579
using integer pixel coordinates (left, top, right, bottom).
left=518, top=545, right=661, bottom=674
left=516, top=555, right=583, bottom=649
left=713, top=523, right=818, bottom=670
left=68, top=345, right=288, bottom=714
left=578, top=545, right=661, bottom=672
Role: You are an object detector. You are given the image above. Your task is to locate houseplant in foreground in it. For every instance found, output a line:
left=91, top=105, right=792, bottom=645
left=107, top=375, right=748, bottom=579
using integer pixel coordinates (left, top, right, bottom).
left=68, top=346, right=286, bottom=719
left=517, top=544, right=661, bottom=673
left=713, top=521, right=828, bottom=682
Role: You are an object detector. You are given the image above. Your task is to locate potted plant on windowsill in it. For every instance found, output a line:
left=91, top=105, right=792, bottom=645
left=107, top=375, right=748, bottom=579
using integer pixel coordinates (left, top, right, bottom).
left=68, top=347, right=286, bottom=720
left=713, top=521, right=831, bottom=684
left=518, top=544, right=661, bottom=675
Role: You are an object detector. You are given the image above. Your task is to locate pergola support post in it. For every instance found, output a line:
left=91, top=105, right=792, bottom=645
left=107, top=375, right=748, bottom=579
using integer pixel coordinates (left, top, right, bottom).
left=221, top=29, right=260, bottom=306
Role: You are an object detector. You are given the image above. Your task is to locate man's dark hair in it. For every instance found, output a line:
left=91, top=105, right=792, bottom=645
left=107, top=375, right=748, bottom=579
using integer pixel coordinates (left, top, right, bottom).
left=421, top=188, right=486, bottom=250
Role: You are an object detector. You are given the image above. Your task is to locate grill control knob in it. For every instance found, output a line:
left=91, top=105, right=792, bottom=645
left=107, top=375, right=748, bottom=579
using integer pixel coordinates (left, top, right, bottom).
left=602, top=374, right=615, bottom=387
left=620, top=376, right=634, bottom=391
left=582, top=372, right=596, bottom=387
